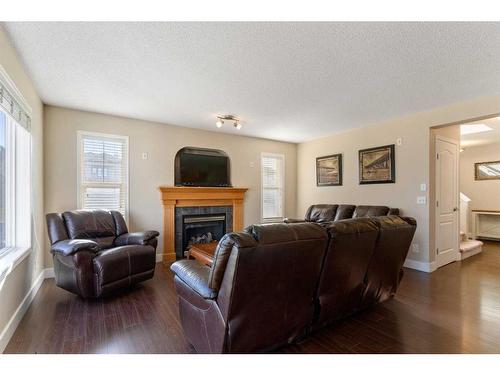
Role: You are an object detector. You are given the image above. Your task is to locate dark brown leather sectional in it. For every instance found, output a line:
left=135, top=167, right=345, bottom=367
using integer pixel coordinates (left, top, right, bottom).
left=46, top=209, right=159, bottom=298
left=170, top=215, right=416, bottom=353
left=284, top=204, right=400, bottom=224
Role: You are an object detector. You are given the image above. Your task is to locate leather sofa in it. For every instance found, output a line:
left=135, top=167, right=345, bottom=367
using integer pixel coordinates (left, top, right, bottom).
left=284, top=204, right=400, bottom=224
left=170, top=215, right=416, bottom=353
left=46, top=209, right=159, bottom=298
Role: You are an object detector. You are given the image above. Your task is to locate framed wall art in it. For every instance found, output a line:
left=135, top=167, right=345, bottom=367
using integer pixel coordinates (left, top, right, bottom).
left=475, top=160, right=500, bottom=181
left=316, top=153, right=342, bottom=186
left=359, top=144, right=395, bottom=184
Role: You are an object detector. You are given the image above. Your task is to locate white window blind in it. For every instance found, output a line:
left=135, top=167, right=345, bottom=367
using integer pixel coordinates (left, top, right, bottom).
left=261, top=153, right=285, bottom=221
left=0, top=73, right=31, bottom=132
left=78, top=131, right=128, bottom=219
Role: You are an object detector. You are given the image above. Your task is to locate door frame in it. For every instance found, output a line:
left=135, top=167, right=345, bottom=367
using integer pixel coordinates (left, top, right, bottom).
left=434, top=134, right=460, bottom=268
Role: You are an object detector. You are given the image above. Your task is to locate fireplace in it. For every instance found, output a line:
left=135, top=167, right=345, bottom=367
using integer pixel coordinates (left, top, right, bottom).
left=175, top=205, right=233, bottom=259
left=182, top=214, right=226, bottom=254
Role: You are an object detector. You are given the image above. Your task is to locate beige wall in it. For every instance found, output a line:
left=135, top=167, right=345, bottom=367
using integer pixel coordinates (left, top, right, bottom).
left=297, top=96, right=500, bottom=267
left=460, top=142, right=500, bottom=212
left=44, top=106, right=297, bottom=265
left=0, top=26, right=44, bottom=350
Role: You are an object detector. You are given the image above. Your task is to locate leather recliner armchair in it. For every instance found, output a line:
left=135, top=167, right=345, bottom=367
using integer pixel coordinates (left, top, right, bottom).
left=46, top=209, right=160, bottom=298
left=284, top=204, right=400, bottom=224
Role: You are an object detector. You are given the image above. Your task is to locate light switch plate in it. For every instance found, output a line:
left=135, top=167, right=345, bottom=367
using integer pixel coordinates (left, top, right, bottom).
left=396, top=137, right=403, bottom=146
left=417, top=196, right=427, bottom=205
left=142, top=152, right=148, bottom=160
left=420, top=183, right=427, bottom=192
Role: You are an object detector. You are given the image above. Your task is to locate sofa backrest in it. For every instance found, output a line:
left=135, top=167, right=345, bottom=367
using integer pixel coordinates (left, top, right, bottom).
left=46, top=213, right=70, bottom=245
left=334, top=204, right=356, bottom=220
left=316, top=216, right=416, bottom=328
left=215, top=222, right=328, bottom=353
left=46, top=209, right=128, bottom=249
left=352, top=205, right=390, bottom=218
left=360, top=216, right=416, bottom=308
left=316, top=218, right=380, bottom=326
left=305, top=204, right=338, bottom=222
left=304, top=204, right=398, bottom=222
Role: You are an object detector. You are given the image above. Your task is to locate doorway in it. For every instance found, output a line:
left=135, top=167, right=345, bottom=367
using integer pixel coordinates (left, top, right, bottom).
left=431, top=113, right=500, bottom=270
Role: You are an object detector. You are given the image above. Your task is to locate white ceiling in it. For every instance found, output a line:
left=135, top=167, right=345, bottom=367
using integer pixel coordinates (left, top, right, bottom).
left=3, top=22, right=500, bottom=143
left=461, top=117, right=500, bottom=148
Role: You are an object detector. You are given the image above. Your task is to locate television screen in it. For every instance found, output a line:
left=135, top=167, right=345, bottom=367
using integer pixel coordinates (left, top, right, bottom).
left=178, top=153, right=230, bottom=186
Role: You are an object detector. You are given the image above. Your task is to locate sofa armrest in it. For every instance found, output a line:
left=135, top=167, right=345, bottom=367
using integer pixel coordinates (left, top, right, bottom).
left=283, top=218, right=306, bottom=224
left=170, top=260, right=217, bottom=299
left=114, top=230, right=160, bottom=246
left=51, top=239, right=100, bottom=256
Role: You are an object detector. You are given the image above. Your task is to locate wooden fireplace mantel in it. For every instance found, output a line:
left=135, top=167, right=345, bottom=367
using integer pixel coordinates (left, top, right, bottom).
left=159, top=186, right=248, bottom=264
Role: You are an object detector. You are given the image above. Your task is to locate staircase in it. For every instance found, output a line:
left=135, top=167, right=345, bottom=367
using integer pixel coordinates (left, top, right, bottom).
left=459, top=231, right=483, bottom=260
left=458, top=192, right=483, bottom=261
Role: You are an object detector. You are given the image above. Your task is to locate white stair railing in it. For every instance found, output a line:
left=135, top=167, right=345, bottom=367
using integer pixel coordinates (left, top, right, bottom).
left=460, top=192, right=472, bottom=239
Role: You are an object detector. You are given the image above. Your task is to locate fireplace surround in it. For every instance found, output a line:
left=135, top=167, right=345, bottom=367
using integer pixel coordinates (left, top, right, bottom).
left=159, top=186, right=248, bottom=263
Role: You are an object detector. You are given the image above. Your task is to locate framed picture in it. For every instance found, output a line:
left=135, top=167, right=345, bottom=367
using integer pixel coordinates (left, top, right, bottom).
left=359, top=144, right=395, bottom=184
left=475, top=161, right=500, bottom=180
left=316, top=153, right=342, bottom=186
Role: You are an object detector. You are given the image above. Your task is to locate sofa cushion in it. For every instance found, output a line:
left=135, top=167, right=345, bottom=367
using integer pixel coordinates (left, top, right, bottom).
left=305, top=204, right=338, bottom=223
left=388, top=208, right=400, bottom=215
left=63, top=209, right=116, bottom=239
left=246, top=222, right=328, bottom=245
left=333, top=204, right=356, bottom=221
left=93, top=237, right=115, bottom=250
left=93, top=245, right=156, bottom=286
left=352, top=205, right=390, bottom=218
left=111, top=210, right=129, bottom=236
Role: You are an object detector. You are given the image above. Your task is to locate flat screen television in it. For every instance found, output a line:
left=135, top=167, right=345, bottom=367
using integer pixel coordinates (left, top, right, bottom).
left=175, top=147, right=231, bottom=187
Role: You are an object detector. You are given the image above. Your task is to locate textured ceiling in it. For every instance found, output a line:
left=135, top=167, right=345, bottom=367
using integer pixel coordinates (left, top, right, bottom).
left=3, top=22, right=500, bottom=143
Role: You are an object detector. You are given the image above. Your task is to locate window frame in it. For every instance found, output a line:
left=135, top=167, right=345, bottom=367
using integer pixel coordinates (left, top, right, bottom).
left=260, top=152, right=285, bottom=223
left=77, top=130, right=130, bottom=223
left=0, top=109, right=32, bottom=258
left=0, top=64, right=33, bottom=269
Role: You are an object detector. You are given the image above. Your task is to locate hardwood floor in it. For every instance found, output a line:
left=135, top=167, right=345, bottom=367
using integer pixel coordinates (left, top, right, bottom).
left=5, top=241, right=500, bottom=354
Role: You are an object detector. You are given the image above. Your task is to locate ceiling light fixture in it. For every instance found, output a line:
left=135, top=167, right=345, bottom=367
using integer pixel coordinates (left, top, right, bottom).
left=216, top=115, right=242, bottom=130
left=460, top=123, right=492, bottom=136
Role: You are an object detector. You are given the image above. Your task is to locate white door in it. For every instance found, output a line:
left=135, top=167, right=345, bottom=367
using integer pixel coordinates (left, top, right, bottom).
left=435, top=136, right=459, bottom=268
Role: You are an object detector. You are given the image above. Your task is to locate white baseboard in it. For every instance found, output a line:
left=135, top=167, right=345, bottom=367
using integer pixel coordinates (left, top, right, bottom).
left=404, top=259, right=437, bottom=273
left=156, top=253, right=163, bottom=263
left=43, top=267, right=55, bottom=278
left=0, top=269, right=46, bottom=353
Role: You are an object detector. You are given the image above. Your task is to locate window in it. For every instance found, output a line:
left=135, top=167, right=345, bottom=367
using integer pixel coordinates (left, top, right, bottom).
left=78, top=131, right=129, bottom=219
left=0, top=105, right=32, bottom=255
left=261, top=153, right=285, bottom=222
